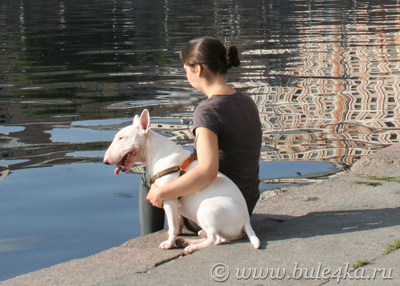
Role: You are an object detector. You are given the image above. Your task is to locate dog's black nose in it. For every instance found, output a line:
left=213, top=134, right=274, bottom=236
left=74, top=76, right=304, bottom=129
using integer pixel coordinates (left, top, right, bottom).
left=104, top=160, right=110, bottom=165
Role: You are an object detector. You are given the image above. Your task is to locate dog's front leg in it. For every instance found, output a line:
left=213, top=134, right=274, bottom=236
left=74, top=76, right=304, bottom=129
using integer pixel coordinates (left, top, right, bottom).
left=159, top=199, right=180, bottom=249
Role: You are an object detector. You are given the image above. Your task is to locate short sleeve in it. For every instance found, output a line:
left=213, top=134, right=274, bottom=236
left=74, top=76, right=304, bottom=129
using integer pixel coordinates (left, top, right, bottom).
left=192, top=103, right=221, bottom=137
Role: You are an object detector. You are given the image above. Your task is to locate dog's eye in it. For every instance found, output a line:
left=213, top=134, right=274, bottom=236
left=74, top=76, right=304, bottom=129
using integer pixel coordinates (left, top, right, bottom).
left=118, top=136, right=123, bottom=140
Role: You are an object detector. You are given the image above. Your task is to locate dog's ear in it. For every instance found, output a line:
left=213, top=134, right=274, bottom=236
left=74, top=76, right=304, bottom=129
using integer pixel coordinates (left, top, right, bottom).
left=133, top=115, right=140, bottom=125
left=138, top=109, right=150, bottom=134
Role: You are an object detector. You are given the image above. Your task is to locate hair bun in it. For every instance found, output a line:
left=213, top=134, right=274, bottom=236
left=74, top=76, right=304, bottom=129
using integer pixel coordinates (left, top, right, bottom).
left=226, top=46, right=240, bottom=69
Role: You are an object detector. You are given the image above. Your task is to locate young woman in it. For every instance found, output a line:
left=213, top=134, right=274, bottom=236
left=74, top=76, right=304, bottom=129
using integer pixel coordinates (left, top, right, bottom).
left=140, top=36, right=262, bottom=235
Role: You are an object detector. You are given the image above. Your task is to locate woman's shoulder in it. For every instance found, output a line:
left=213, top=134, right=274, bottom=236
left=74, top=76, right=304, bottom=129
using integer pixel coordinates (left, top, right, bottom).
left=196, top=90, right=254, bottom=110
left=216, top=90, right=256, bottom=107
left=206, top=90, right=245, bottom=102
left=194, top=99, right=215, bottom=117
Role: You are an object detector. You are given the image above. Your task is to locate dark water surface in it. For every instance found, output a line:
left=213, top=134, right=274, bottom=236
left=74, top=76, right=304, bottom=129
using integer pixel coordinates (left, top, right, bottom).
left=1, top=0, right=400, bottom=281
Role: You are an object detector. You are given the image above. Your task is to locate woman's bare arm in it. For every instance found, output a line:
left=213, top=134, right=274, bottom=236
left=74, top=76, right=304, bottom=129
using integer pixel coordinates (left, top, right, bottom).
left=146, top=127, right=219, bottom=208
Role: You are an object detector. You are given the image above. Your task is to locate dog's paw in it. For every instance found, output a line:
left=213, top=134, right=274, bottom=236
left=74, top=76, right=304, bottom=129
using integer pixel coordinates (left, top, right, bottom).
left=159, top=240, right=176, bottom=249
left=175, top=238, right=190, bottom=248
left=183, top=245, right=197, bottom=254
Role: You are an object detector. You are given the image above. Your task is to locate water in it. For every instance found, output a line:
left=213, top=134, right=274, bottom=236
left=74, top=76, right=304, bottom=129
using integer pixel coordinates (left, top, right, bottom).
left=1, top=0, right=400, bottom=281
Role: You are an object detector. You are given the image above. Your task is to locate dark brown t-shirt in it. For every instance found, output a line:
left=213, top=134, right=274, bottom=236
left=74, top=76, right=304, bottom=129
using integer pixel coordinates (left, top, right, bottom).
left=192, top=91, right=262, bottom=214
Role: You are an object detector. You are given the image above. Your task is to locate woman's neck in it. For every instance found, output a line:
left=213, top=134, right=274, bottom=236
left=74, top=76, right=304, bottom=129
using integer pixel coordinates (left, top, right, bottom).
left=202, top=76, right=236, bottom=98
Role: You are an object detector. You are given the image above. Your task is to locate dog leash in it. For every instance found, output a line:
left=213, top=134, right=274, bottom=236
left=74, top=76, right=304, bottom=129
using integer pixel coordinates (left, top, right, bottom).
left=149, top=153, right=197, bottom=185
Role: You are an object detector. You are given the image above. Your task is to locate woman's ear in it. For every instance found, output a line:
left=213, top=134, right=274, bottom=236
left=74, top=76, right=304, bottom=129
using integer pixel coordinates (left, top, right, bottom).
left=195, top=64, right=203, bottom=77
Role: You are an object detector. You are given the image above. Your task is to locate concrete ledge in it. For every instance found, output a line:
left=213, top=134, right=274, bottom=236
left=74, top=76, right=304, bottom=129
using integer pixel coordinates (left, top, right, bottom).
left=2, top=144, right=400, bottom=285
left=0, top=230, right=196, bottom=285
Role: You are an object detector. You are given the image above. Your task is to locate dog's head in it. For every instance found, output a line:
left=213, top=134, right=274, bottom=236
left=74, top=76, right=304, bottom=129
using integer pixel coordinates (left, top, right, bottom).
left=103, top=109, right=151, bottom=175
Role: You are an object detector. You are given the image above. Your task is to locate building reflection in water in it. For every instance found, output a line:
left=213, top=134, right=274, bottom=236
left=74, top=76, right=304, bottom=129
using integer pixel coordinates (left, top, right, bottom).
left=237, top=2, right=400, bottom=168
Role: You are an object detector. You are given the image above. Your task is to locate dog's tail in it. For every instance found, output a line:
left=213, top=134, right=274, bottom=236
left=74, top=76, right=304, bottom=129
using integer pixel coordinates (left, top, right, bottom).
left=244, top=220, right=260, bottom=249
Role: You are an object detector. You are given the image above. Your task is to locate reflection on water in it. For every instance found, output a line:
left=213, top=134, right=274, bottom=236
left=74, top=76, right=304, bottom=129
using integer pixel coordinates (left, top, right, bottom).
left=2, top=0, right=400, bottom=174
left=1, top=0, right=400, bottom=281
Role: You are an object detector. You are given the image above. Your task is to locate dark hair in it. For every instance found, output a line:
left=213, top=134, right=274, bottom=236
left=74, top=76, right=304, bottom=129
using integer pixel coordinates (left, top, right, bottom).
left=180, top=37, right=240, bottom=76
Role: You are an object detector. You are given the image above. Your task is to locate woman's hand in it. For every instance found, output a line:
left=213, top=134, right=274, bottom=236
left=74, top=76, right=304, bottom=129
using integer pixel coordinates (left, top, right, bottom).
left=146, top=183, right=164, bottom=208
left=146, top=127, right=219, bottom=204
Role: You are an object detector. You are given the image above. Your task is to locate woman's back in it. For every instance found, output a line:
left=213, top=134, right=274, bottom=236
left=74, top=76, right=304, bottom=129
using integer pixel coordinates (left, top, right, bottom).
left=193, top=91, right=262, bottom=214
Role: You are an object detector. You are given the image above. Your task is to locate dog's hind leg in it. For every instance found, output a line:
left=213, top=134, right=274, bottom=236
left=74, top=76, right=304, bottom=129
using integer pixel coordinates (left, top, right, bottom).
left=176, top=229, right=207, bottom=248
left=176, top=237, right=206, bottom=248
left=183, top=230, right=222, bottom=253
left=159, top=200, right=180, bottom=249
left=198, top=229, right=207, bottom=238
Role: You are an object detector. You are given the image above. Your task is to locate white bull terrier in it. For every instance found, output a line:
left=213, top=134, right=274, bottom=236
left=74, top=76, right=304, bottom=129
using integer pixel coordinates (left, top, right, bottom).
left=103, top=109, right=260, bottom=253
